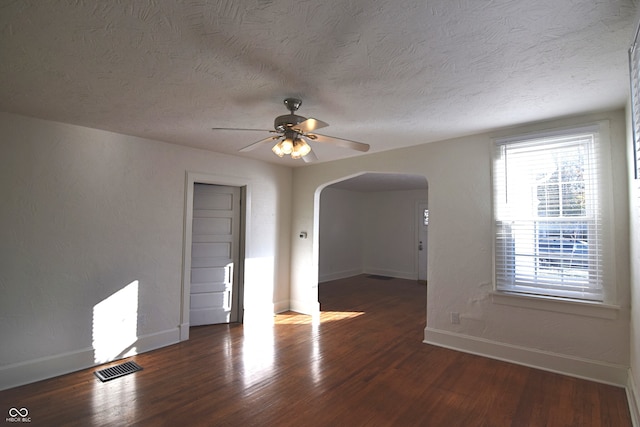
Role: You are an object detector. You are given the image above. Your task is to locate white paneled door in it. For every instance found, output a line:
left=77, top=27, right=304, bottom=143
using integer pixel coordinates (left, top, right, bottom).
left=190, top=184, right=241, bottom=326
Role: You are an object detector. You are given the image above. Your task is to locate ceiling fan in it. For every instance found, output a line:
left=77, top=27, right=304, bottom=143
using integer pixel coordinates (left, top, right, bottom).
left=212, top=98, right=370, bottom=162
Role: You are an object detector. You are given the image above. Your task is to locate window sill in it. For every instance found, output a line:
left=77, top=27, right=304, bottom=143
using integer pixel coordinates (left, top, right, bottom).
left=490, top=291, right=620, bottom=320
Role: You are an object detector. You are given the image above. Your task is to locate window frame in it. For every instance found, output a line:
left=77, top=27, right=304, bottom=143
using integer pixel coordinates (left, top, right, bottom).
left=628, top=21, right=640, bottom=180
left=491, top=122, right=617, bottom=309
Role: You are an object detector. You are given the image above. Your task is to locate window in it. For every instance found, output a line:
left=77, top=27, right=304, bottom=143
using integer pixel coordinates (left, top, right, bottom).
left=493, top=126, right=604, bottom=301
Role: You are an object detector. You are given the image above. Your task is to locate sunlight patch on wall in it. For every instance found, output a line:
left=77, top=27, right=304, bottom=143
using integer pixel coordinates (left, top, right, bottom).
left=243, top=257, right=275, bottom=310
left=92, top=280, right=139, bottom=364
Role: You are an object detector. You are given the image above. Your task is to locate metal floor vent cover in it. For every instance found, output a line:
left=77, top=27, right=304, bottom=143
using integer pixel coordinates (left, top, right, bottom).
left=95, top=361, right=143, bottom=382
left=367, top=275, right=393, bottom=280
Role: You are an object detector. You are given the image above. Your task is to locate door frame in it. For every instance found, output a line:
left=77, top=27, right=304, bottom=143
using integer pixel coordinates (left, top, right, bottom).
left=180, top=171, right=250, bottom=341
left=416, top=201, right=428, bottom=283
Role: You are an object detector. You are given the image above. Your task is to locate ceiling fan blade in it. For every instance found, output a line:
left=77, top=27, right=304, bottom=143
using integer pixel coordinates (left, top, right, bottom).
left=212, top=127, right=273, bottom=132
left=239, top=135, right=280, bottom=152
left=292, top=118, right=329, bottom=133
left=302, top=148, right=318, bottom=163
left=308, top=133, right=370, bottom=152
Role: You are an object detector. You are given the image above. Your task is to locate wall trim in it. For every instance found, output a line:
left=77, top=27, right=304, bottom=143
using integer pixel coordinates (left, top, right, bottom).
left=628, top=369, right=640, bottom=427
left=289, top=299, right=320, bottom=316
left=179, top=322, right=190, bottom=341
left=491, top=291, right=620, bottom=320
left=0, top=327, right=180, bottom=391
left=424, top=327, right=628, bottom=387
left=181, top=171, right=252, bottom=341
left=319, top=269, right=363, bottom=283
left=274, top=299, right=290, bottom=313
left=242, top=303, right=278, bottom=327
left=364, top=268, right=417, bottom=281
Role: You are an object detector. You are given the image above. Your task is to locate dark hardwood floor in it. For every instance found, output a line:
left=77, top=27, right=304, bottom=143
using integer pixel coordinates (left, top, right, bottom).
left=0, top=275, right=631, bottom=426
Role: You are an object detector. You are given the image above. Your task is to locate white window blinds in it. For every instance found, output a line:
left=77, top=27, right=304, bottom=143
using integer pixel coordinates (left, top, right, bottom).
left=493, top=127, right=603, bottom=301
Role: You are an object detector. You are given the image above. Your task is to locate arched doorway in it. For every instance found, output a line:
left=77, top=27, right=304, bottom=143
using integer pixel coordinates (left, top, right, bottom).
left=315, top=172, right=428, bottom=309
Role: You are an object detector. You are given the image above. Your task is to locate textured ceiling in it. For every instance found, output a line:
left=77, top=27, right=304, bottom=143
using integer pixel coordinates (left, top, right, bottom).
left=329, top=173, right=428, bottom=192
left=0, top=0, right=637, bottom=167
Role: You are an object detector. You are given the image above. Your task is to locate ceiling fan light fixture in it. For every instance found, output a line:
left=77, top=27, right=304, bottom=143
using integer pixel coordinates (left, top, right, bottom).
left=271, top=142, right=285, bottom=157
left=272, top=137, right=311, bottom=160
left=281, top=137, right=294, bottom=154
left=289, top=138, right=311, bottom=160
left=221, top=98, right=370, bottom=161
left=296, top=138, right=311, bottom=157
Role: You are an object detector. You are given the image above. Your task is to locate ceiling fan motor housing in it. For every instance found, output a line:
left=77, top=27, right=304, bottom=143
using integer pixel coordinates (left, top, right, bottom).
left=274, top=114, right=306, bottom=132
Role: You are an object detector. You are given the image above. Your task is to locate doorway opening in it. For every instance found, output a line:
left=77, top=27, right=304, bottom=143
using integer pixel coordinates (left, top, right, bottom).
left=180, top=172, right=249, bottom=341
left=315, top=172, right=428, bottom=311
left=189, top=183, right=242, bottom=326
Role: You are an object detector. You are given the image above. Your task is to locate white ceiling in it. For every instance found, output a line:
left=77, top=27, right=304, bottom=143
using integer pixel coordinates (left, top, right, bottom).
left=0, top=0, right=637, bottom=167
left=329, top=173, right=427, bottom=192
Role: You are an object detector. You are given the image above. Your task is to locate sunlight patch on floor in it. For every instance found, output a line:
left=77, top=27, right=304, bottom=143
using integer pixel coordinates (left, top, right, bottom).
left=241, top=321, right=275, bottom=390
left=274, top=311, right=365, bottom=325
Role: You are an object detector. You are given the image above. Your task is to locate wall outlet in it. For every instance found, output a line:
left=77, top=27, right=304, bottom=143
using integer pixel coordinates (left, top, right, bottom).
left=450, top=312, right=460, bottom=324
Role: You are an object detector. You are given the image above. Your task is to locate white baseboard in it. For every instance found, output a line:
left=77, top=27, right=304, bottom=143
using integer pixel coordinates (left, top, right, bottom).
left=242, top=303, right=277, bottom=326
left=138, top=328, right=180, bottom=354
left=319, top=269, right=363, bottom=283
left=0, top=346, right=95, bottom=392
left=273, top=299, right=289, bottom=313
left=243, top=303, right=276, bottom=316
left=0, top=327, right=180, bottom=391
left=363, top=268, right=417, bottom=281
left=289, top=299, right=320, bottom=316
left=424, top=327, right=628, bottom=387
left=628, top=369, right=640, bottom=427
left=179, top=322, right=190, bottom=341
left=318, top=269, right=420, bottom=283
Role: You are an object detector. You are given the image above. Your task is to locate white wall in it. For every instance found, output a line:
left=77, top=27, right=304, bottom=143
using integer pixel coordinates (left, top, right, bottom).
left=1, top=107, right=632, bottom=392
left=318, top=188, right=427, bottom=282
left=0, top=112, right=292, bottom=390
left=363, top=190, right=427, bottom=280
left=291, top=109, right=630, bottom=385
left=318, top=188, right=365, bottom=282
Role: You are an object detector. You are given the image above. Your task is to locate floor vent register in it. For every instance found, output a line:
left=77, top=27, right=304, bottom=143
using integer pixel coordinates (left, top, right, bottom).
left=94, top=361, right=143, bottom=382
